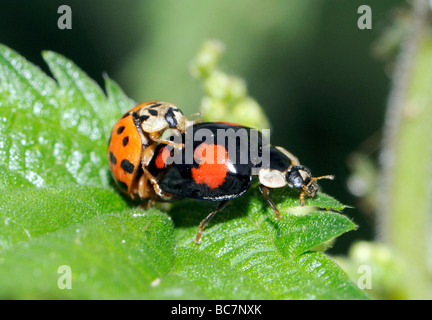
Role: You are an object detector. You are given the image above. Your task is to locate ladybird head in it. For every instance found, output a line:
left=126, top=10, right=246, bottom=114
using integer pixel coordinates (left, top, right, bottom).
left=258, top=163, right=334, bottom=206
left=286, top=165, right=314, bottom=193
left=138, top=101, right=186, bottom=133
left=286, top=165, right=334, bottom=205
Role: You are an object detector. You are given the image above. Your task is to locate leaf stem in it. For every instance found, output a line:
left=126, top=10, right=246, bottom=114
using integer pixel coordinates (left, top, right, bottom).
left=378, top=0, right=432, bottom=299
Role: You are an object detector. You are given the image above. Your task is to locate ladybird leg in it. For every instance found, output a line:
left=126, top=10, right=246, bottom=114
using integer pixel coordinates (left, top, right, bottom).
left=299, top=192, right=306, bottom=207
left=138, top=203, right=147, bottom=209
left=259, top=185, right=280, bottom=220
left=146, top=197, right=155, bottom=209
left=152, top=195, right=179, bottom=203
left=196, top=200, right=230, bottom=244
left=153, top=138, right=184, bottom=150
left=146, top=193, right=175, bottom=208
left=143, top=167, right=165, bottom=197
left=148, top=131, right=184, bottom=150
left=140, top=143, right=166, bottom=197
left=137, top=172, right=154, bottom=200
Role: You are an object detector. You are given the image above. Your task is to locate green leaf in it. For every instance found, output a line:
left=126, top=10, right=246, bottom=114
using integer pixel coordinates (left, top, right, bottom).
left=0, top=44, right=131, bottom=190
left=0, top=186, right=127, bottom=251
left=0, top=43, right=366, bottom=299
left=0, top=111, right=109, bottom=188
left=169, top=190, right=366, bottom=300
left=0, top=44, right=59, bottom=120
left=0, top=209, right=188, bottom=299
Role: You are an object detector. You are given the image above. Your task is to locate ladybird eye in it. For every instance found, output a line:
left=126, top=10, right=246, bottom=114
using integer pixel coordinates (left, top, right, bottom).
left=165, top=108, right=178, bottom=128
left=286, top=170, right=304, bottom=189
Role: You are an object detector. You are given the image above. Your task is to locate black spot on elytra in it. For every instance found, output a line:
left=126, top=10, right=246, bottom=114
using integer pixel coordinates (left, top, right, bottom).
left=151, top=103, right=162, bottom=108
left=122, top=136, right=129, bottom=147
left=109, top=152, right=117, bottom=165
left=116, top=180, right=128, bottom=191
left=148, top=109, right=158, bottom=116
left=117, top=126, right=125, bottom=135
left=121, top=159, right=134, bottom=174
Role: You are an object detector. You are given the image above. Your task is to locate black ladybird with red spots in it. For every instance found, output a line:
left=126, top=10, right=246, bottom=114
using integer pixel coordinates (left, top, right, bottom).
left=149, top=122, right=334, bottom=243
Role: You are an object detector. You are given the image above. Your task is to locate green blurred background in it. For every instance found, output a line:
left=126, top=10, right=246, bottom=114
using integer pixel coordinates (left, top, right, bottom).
left=0, top=0, right=405, bottom=254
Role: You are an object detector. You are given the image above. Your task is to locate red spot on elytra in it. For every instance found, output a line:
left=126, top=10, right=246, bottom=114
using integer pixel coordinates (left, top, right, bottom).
left=155, top=146, right=172, bottom=169
left=192, top=143, right=229, bottom=189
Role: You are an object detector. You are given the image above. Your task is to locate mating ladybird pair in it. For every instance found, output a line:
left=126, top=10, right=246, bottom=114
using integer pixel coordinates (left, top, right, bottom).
left=108, top=101, right=334, bottom=243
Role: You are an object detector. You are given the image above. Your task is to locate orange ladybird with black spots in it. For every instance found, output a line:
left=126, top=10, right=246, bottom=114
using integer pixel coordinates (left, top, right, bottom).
left=107, top=101, right=185, bottom=200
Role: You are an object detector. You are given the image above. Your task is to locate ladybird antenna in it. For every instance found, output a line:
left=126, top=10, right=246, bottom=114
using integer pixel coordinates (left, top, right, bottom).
left=312, top=174, right=335, bottom=182
left=186, top=112, right=202, bottom=122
